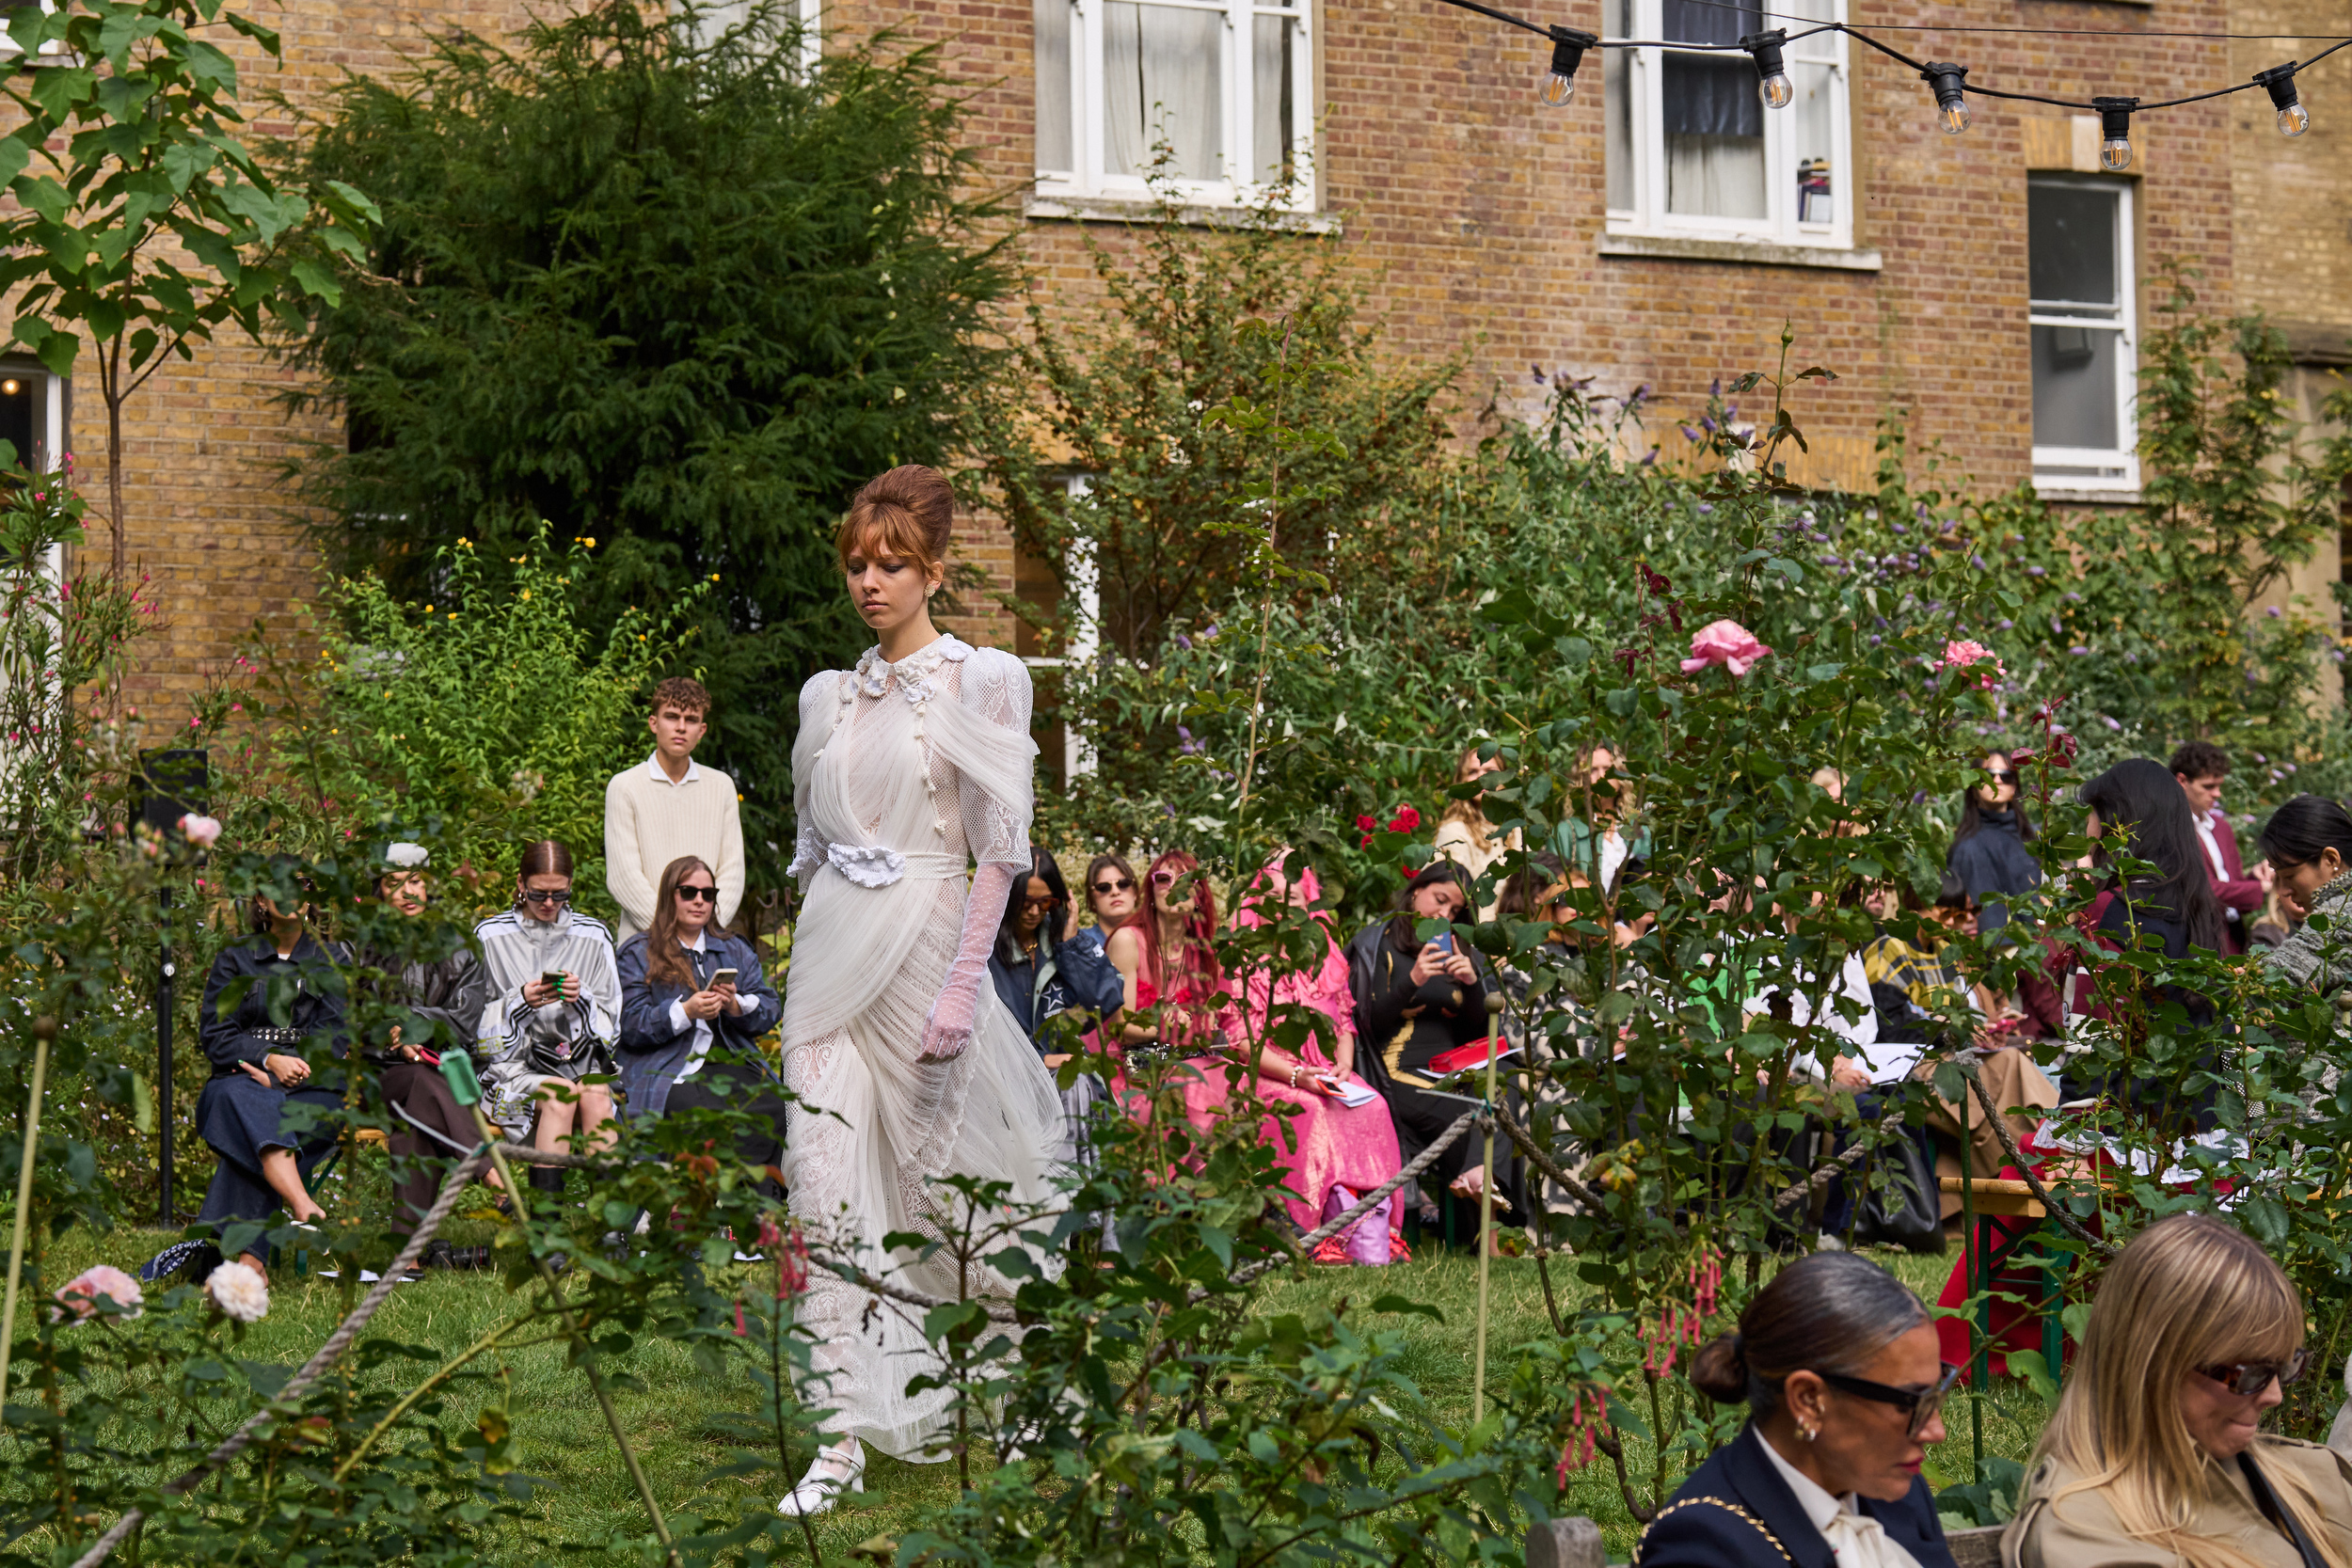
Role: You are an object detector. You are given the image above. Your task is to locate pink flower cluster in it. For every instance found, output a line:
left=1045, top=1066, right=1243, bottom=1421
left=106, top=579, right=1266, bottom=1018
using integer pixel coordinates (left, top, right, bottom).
left=1556, top=1385, right=1611, bottom=1485
left=1680, top=620, right=1772, bottom=677
left=1936, top=638, right=2006, bottom=690
left=52, top=1264, right=141, bottom=1323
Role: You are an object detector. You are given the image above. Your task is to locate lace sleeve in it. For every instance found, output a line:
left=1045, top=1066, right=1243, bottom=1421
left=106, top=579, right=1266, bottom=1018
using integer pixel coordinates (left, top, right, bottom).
left=955, top=648, right=1035, bottom=868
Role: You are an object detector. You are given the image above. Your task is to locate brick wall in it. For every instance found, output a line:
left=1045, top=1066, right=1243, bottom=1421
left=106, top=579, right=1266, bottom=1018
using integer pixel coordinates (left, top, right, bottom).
left=89, top=0, right=2297, bottom=707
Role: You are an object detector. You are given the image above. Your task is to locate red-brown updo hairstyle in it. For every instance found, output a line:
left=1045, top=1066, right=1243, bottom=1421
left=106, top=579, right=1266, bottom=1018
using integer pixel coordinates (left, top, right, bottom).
left=835, top=465, right=957, bottom=580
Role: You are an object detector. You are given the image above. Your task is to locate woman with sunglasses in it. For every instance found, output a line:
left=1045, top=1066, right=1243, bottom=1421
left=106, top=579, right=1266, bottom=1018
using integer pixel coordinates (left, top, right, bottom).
left=616, top=855, right=786, bottom=1167
left=2007, top=1212, right=2352, bottom=1568
left=989, top=847, right=1123, bottom=1056
left=1070, top=854, right=1141, bottom=967
left=475, top=839, right=623, bottom=1196
left=1947, top=751, right=2042, bottom=936
left=1638, top=1251, right=1959, bottom=1568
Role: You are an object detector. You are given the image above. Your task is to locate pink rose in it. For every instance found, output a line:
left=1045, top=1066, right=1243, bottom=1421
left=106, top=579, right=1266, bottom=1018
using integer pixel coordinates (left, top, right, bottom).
left=53, top=1264, right=143, bottom=1323
left=178, top=814, right=223, bottom=848
left=1937, top=639, right=1995, bottom=670
left=1679, top=619, right=1772, bottom=677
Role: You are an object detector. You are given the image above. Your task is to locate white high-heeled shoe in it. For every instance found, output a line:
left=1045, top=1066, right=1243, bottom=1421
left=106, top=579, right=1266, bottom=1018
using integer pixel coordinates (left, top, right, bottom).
left=777, top=1438, right=865, bottom=1517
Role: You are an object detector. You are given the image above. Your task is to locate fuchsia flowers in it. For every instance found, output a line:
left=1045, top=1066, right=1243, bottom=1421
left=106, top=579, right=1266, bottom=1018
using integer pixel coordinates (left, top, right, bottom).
left=1679, top=620, right=1772, bottom=677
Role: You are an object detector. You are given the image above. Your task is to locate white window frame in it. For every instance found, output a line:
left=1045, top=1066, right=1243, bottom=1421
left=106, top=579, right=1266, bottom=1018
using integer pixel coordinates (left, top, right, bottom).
left=1035, top=0, right=1315, bottom=212
left=1018, top=475, right=1100, bottom=784
left=1603, top=0, right=1853, bottom=252
left=2027, top=174, right=2138, bottom=494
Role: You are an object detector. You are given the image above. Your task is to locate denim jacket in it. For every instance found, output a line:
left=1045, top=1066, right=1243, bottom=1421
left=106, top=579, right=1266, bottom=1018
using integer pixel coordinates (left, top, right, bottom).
left=614, top=928, right=783, bottom=1118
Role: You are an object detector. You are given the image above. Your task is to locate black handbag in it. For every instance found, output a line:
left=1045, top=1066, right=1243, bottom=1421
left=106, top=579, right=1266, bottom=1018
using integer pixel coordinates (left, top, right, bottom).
left=1855, top=1123, right=1944, bottom=1253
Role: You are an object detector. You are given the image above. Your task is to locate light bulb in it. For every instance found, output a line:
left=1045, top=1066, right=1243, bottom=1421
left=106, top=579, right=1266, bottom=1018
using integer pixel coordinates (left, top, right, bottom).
left=2092, top=97, right=2137, bottom=173
left=1922, top=64, right=1969, bottom=135
left=1740, top=30, right=1792, bottom=111
left=1538, top=28, right=1595, bottom=111
left=2256, top=64, right=2309, bottom=137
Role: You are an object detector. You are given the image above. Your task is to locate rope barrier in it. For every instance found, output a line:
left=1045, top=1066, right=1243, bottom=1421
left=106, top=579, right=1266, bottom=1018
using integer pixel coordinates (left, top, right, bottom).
left=68, top=1148, right=492, bottom=1568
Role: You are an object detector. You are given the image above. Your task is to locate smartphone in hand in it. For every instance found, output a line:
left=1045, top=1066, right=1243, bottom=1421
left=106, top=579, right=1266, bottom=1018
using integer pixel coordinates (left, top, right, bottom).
left=541, top=971, right=568, bottom=999
left=709, top=967, right=739, bottom=989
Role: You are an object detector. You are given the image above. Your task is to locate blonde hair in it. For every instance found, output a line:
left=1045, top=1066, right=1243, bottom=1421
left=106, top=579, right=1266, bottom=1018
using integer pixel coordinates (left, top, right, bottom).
left=1438, top=739, right=1499, bottom=839
left=2034, top=1213, right=2342, bottom=1568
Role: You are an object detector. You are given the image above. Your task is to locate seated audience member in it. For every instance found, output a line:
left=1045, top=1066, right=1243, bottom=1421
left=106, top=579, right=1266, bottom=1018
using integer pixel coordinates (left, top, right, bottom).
left=366, top=843, right=499, bottom=1233
left=1946, top=751, right=2042, bottom=935
left=616, top=854, right=786, bottom=1173
left=989, top=846, right=1125, bottom=1174
left=1862, top=873, right=2030, bottom=1053
left=173, top=863, right=348, bottom=1279
left=1434, top=740, right=1519, bottom=919
left=1555, top=742, right=1652, bottom=947
left=1103, top=848, right=1228, bottom=1053
left=1202, top=850, right=1405, bottom=1264
left=2171, top=740, right=2268, bottom=954
left=2006, top=1212, right=2352, bottom=1568
left=1072, top=853, right=1140, bottom=967
left=477, top=839, right=623, bottom=1196
left=1348, top=860, right=1522, bottom=1247
left=2259, top=793, right=2352, bottom=1001
left=1636, top=1252, right=1959, bottom=1568
left=990, top=846, right=1124, bottom=1056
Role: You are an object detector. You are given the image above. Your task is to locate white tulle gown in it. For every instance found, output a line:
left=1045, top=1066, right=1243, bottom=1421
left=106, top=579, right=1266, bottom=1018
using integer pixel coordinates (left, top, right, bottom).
left=782, top=633, right=1066, bottom=1460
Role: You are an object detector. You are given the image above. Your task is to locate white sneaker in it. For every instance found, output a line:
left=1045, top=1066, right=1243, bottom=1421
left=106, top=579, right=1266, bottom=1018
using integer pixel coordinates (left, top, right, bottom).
left=777, top=1438, right=865, bottom=1517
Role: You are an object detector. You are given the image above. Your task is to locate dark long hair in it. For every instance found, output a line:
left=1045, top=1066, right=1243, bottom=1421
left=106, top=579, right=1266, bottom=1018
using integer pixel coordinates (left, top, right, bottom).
left=2079, top=757, right=2225, bottom=953
left=1385, top=860, right=1470, bottom=954
left=1951, top=751, right=2037, bottom=847
left=645, top=855, right=716, bottom=989
left=1689, top=1252, right=1927, bottom=1415
left=2259, top=795, right=2352, bottom=873
left=995, top=847, right=1070, bottom=965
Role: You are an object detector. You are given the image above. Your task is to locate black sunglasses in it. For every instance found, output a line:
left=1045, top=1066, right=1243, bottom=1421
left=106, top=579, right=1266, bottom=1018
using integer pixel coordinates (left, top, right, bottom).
left=1091, top=877, right=1135, bottom=895
left=675, top=885, right=718, bottom=903
left=1816, top=1362, right=1963, bottom=1439
left=2197, top=1347, right=2310, bottom=1397
left=520, top=888, right=573, bottom=906
left=1986, top=769, right=2019, bottom=784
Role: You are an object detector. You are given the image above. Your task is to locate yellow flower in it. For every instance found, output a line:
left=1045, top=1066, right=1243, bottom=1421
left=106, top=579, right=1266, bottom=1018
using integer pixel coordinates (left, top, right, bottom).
left=423, top=605, right=433, bottom=614
left=583, top=537, right=596, bottom=548
left=519, top=590, right=532, bottom=601
left=709, top=573, right=720, bottom=582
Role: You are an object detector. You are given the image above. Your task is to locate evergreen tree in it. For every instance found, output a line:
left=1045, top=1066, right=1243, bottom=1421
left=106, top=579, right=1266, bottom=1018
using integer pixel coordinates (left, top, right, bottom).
left=276, top=0, right=1013, bottom=890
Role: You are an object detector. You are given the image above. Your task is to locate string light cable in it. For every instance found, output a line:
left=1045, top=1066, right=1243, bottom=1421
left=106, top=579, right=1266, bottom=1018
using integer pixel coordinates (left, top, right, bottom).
left=1435, top=0, right=2352, bottom=166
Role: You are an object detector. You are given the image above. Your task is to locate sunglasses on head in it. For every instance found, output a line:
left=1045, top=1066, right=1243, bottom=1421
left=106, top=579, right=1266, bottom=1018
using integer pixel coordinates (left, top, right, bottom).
left=1815, top=1362, right=1963, bottom=1440
left=1090, top=876, right=1136, bottom=895
left=520, top=888, right=573, bottom=906
left=675, top=885, right=718, bottom=903
left=2197, top=1347, right=2309, bottom=1397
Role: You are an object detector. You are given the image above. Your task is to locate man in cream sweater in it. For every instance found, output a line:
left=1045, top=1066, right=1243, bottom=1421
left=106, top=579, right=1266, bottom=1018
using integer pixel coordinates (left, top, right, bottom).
left=605, top=676, right=746, bottom=941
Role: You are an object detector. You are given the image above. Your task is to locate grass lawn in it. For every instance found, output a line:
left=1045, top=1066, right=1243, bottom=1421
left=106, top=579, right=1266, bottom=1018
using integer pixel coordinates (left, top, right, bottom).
left=23, top=1187, right=2052, bottom=1566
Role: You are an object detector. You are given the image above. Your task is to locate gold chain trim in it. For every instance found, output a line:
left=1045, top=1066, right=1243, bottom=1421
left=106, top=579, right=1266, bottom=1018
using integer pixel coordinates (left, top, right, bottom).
left=1634, top=1496, right=1796, bottom=1565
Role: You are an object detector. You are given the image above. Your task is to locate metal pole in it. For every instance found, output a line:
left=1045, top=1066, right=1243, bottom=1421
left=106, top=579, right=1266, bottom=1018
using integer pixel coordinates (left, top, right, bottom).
left=1474, top=991, right=1503, bottom=1423
left=157, top=885, right=174, bottom=1227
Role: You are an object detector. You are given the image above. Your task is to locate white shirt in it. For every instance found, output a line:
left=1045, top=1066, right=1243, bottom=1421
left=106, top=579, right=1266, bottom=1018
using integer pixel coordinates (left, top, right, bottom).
left=1747, top=952, right=1883, bottom=1063
left=646, top=752, right=704, bottom=788
left=2194, top=808, right=2242, bottom=924
left=663, top=930, right=712, bottom=1080
left=1756, top=1430, right=1925, bottom=1568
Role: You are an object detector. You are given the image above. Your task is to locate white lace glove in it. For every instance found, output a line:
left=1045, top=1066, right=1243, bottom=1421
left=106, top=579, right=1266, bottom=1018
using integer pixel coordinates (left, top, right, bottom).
left=921, top=862, right=1016, bottom=1061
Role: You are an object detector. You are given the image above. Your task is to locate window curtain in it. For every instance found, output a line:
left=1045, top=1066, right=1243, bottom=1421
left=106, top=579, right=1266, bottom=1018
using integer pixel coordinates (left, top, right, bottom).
left=1036, top=0, right=1073, bottom=172
left=1104, top=2, right=1223, bottom=181
left=1663, top=49, right=1764, bottom=217
left=1251, top=11, right=1294, bottom=186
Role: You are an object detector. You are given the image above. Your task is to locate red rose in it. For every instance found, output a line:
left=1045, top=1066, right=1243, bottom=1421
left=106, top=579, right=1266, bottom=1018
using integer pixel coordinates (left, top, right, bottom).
left=1388, top=804, right=1422, bottom=832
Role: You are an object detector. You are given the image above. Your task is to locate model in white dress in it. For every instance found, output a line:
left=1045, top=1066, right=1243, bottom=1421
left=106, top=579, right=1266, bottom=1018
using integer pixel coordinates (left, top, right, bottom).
left=777, top=630, right=1067, bottom=1506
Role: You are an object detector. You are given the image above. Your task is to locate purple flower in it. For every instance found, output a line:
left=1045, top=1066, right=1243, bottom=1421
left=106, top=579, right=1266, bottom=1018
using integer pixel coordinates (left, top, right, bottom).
left=2070, top=645, right=2091, bottom=656
left=1997, top=619, right=2013, bottom=629
left=2254, top=753, right=2269, bottom=765
left=1174, top=633, right=1192, bottom=650
left=2266, top=605, right=2282, bottom=618
left=1696, top=503, right=1714, bottom=515
left=2102, top=715, right=2122, bottom=731
left=2027, top=565, right=2046, bottom=577
left=1891, top=522, right=1908, bottom=536
left=1972, top=554, right=1988, bottom=569
left=2065, top=592, right=2083, bottom=603
left=1532, top=364, right=1546, bottom=384
left=1680, top=425, right=1701, bottom=442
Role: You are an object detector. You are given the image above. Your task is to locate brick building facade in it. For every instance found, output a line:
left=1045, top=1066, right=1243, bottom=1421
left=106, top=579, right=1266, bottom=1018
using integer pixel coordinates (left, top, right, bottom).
left=63, top=0, right=2349, bottom=718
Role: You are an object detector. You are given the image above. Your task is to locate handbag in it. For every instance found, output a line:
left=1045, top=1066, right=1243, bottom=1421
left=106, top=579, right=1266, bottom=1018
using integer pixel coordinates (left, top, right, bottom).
left=2239, top=1450, right=2329, bottom=1568
left=1855, top=1123, right=1944, bottom=1254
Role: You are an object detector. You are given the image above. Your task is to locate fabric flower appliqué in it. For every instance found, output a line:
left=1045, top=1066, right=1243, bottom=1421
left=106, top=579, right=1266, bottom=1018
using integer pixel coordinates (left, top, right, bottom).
left=1679, top=619, right=1772, bottom=677
left=827, top=842, right=909, bottom=888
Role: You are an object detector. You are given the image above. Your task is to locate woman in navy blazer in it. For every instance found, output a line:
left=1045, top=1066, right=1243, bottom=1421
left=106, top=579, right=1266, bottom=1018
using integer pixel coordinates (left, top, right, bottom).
left=1635, top=1252, right=1961, bottom=1568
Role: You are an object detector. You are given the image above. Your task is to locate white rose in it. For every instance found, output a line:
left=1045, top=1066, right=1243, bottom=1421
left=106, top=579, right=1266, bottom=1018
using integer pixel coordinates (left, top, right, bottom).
left=204, top=1260, right=270, bottom=1323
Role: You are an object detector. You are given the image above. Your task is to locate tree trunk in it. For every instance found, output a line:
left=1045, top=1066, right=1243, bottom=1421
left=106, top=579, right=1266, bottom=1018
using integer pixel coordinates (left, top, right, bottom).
left=107, top=392, right=125, bottom=578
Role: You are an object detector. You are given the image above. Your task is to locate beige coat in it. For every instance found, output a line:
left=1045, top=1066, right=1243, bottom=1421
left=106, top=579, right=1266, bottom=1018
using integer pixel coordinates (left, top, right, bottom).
left=2004, top=1438, right=2352, bottom=1568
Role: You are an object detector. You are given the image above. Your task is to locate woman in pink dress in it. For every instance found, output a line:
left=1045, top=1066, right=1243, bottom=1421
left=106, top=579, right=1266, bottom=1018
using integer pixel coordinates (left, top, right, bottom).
left=1103, top=849, right=1406, bottom=1262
